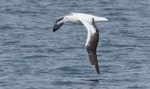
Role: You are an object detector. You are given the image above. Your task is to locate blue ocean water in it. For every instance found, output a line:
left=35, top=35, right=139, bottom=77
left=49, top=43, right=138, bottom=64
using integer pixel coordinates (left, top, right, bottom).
left=0, top=0, right=150, bottom=89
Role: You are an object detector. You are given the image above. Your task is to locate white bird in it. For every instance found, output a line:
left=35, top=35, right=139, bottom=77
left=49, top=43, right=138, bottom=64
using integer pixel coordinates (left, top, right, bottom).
left=53, top=13, right=108, bottom=74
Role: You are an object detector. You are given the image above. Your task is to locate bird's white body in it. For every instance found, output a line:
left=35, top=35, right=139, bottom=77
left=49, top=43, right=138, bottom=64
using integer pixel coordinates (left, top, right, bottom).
left=53, top=13, right=108, bottom=74
left=59, top=13, right=108, bottom=47
left=62, top=13, right=108, bottom=24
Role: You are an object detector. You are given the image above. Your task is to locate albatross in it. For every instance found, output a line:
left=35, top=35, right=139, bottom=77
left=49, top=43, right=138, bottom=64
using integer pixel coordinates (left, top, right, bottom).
left=53, top=13, right=108, bottom=74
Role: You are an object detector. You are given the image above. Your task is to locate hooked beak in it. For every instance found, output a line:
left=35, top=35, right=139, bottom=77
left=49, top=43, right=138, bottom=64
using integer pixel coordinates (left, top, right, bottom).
left=53, top=17, right=64, bottom=32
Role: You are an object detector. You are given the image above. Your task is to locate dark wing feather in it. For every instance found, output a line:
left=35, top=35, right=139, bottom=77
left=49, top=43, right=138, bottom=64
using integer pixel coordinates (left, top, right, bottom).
left=80, top=18, right=100, bottom=74
left=86, top=18, right=100, bottom=74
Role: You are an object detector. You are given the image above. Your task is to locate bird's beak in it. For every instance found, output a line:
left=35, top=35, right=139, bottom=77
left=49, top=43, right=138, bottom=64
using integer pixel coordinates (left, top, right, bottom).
left=53, top=17, right=64, bottom=32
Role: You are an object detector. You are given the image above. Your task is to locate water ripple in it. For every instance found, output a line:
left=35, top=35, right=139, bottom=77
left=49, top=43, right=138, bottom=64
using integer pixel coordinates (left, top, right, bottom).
left=0, top=0, right=150, bottom=89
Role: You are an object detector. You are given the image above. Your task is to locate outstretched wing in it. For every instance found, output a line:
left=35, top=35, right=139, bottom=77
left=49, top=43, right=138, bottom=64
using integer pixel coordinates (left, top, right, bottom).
left=80, top=18, right=100, bottom=74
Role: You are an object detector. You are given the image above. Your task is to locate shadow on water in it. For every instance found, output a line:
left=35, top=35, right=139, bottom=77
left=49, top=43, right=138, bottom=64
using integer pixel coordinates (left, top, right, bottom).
left=51, top=76, right=100, bottom=89
left=82, top=78, right=100, bottom=82
left=82, top=78, right=100, bottom=89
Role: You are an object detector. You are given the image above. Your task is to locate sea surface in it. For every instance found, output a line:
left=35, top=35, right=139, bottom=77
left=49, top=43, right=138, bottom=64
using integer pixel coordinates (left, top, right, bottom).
left=0, top=0, right=150, bottom=89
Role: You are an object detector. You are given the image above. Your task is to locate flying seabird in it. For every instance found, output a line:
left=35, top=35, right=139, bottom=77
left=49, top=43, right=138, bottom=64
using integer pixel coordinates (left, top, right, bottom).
left=53, top=13, right=108, bottom=74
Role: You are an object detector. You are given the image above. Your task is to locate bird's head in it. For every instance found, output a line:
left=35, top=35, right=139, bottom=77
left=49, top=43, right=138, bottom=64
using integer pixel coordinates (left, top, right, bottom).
left=53, top=15, right=73, bottom=32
